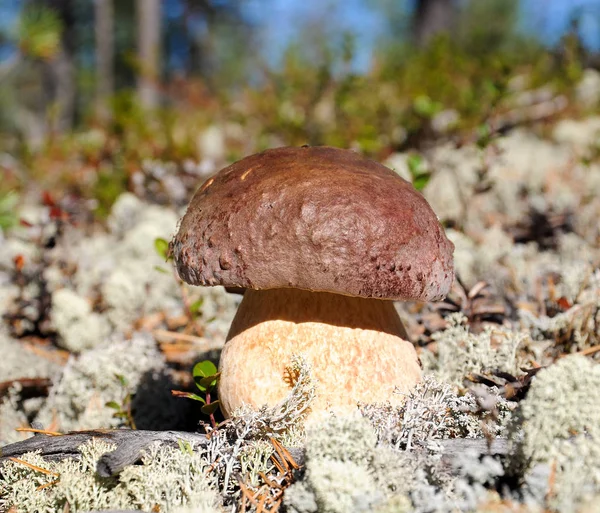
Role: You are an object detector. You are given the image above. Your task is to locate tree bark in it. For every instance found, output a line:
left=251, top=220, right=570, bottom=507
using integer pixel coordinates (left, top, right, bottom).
left=413, top=0, right=457, bottom=46
left=136, top=0, right=161, bottom=109
left=94, top=0, right=114, bottom=122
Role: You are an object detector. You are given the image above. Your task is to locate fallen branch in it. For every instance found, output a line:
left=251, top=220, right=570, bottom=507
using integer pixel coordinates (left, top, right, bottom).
left=0, top=429, right=210, bottom=477
left=1, top=428, right=508, bottom=478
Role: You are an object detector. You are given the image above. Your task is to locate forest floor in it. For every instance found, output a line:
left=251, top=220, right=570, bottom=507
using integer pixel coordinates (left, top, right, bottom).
left=1, top=100, right=600, bottom=512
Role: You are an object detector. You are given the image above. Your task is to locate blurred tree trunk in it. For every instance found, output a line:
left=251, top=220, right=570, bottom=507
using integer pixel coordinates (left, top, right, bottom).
left=42, top=48, right=75, bottom=132
left=413, top=0, right=456, bottom=46
left=136, top=0, right=161, bottom=109
left=41, top=0, right=77, bottom=132
left=94, top=0, right=114, bottom=122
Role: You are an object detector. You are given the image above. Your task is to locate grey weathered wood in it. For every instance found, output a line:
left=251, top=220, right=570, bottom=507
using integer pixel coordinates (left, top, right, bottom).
left=438, top=437, right=509, bottom=458
left=1, top=429, right=508, bottom=478
left=0, top=429, right=209, bottom=477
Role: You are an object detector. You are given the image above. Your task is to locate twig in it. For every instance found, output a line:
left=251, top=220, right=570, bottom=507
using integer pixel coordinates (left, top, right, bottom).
left=15, top=427, right=62, bottom=436
left=572, top=344, right=600, bottom=357
left=37, top=479, right=60, bottom=491
left=7, top=457, right=60, bottom=477
left=152, top=329, right=220, bottom=349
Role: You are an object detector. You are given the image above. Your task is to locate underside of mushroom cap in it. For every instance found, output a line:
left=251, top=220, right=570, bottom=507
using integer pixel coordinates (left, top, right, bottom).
left=172, top=146, right=454, bottom=302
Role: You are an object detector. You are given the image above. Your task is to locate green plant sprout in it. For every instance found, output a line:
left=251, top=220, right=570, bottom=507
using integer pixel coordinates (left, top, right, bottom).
left=172, top=360, right=221, bottom=429
left=0, top=191, right=19, bottom=232
left=413, top=94, right=443, bottom=119
left=153, top=237, right=172, bottom=273
left=177, top=439, right=195, bottom=455
left=407, top=153, right=431, bottom=191
left=105, top=374, right=137, bottom=429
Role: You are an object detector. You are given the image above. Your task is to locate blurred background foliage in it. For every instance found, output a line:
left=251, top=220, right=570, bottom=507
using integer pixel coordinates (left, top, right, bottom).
left=0, top=0, right=599, bottom=217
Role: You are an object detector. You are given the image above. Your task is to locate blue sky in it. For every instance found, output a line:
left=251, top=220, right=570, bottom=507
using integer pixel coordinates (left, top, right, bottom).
left=3, top=0, right=600, bottom=68
left=247, top=0, right=600, bottom=70
left=522, top=0, right=600, bottom=47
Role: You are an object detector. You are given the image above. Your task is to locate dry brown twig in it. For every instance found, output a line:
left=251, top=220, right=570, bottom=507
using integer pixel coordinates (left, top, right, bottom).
left=435, top=277, right=507, bottom=327
left=238, top=437, right=300, bottom=513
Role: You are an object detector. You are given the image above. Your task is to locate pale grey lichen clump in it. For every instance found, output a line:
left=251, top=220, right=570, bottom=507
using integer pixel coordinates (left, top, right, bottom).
left=423, top=313, right=526, bottom=386
left=0, top=385, right=30, bottom=445
left=285, top=372, right=514, bottom=513
left=101, top=193, right=237, bottom=337
left=51, top=288, right=111, bottom=352
left=99, top=193, right=183, bottom=330
left=285, top=407, right=507, bottom=513
left=513, top=356, right=600, bottom=461
left=0, top=328, right=63, bottom=445
left=116, top=442, right=221, bottom=512
left=35, top=332, right=165, bottom=432
left=363, top=375, right=512, bottom=448
left=284, top=415, right=390, bottom=513
left=424, top=127, right=600, bottom=239
left=510, top=355, right=600, bottom=511
left=0, top=438, right=223, bottom=513
left=0, top=328, right=61, bottom=383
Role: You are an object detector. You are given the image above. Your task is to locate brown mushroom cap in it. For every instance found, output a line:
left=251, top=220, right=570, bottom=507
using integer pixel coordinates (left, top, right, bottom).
left=172, top=146, right=454, bottom=302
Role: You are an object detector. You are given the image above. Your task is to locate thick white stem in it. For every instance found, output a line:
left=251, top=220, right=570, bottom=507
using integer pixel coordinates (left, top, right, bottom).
left=218, top=288, right=422, bottom=418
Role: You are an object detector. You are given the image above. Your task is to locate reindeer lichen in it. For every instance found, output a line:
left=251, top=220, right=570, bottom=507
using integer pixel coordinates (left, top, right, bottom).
left=34, top=332, right=164, bottom=432
left=510, top=355, right=600, bottom=512
left=424, top=313, right=527, bottom=385
left=0, top=438, right=222, bottom=513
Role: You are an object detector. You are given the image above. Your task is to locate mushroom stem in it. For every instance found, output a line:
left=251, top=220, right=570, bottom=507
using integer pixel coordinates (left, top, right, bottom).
left=218, top=288, right=422, bottom=418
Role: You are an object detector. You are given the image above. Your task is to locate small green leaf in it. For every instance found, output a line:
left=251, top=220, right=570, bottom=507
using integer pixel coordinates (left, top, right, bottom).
left=201, top=400, right=221, bottom=416
left=476, top=123, right=492, bottom=149
left=193, top=360, right=218, bottom=378
left=412, top=174, right=431, bottom=191
left=406, top=153, right=430, bottom=191
left=189, top=298, right=204, bottom=316
left=413, top=95, right=442, bottom=118
left=176, top=392, right=206, bottom=404
left=115, top=374, right=128, bottom=387
left=154, top=237, right=170, bottom=260
left=177, top=439, right=194, bottom=455
left=154, top=265, right=168, bottom=274
left=195, top=373, right=220, bottom=392
left=407, top=154, right=425, bottom=177
left=105, top=401, right=121, bottom=410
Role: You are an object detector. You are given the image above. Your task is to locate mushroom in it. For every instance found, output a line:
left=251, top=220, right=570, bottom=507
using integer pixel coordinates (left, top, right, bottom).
left=172, top=146, right=454, bottom=418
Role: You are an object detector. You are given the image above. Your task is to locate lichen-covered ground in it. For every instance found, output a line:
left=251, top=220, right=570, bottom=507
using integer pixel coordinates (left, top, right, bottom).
left=1, top=109, right=600, bottom=511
